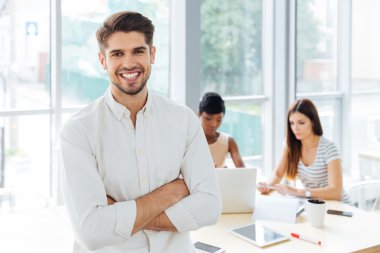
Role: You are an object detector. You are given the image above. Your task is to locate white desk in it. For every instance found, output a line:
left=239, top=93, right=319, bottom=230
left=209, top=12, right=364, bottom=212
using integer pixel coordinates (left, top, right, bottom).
left=191, top=201, right=380, bottom=253
left=4, top=203, right=378, bottom=253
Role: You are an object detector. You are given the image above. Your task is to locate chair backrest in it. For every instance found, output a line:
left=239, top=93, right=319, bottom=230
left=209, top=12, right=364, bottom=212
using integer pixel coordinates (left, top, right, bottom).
left=345, top=180, right=380, bottom=212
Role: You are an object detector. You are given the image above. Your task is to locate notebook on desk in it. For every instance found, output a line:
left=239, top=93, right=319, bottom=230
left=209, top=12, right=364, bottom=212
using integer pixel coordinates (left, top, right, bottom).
left=216, top=168, right=257, bottom=213
left=253, top=195, right=305, bottom=223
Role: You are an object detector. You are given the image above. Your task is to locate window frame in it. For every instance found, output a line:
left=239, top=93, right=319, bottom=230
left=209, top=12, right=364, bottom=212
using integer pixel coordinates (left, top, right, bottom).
left=291, top=0, right=352, bottom=173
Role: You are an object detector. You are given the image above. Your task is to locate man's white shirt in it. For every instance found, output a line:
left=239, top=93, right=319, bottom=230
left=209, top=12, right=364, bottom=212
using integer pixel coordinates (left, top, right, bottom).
left=60, top=88, right=221, bottom=252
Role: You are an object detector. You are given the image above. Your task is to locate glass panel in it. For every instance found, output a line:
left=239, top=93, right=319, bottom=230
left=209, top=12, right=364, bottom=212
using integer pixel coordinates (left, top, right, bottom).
left=200, top=0, right=263, bottom=97
left=296, top=0, right=338, bottom=93
left=351, top=1, right=380, bottom=181
left=0, top=121, right=4, bottom=188
left=0, top=0, right=50, bottom=110
left=219, top=102, right=262, bottom=166
left=1, top=115, right=50, bottom=212
left=61, top=0, right=170, bottom=106
left=351, top=94, right=380, bottom=180
left=311, top=99, right=339, bottom=145
left=352, top=0, right=380, bottom=92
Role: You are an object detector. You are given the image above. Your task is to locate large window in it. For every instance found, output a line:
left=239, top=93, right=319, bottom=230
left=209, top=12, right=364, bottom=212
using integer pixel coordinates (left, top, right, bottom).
left=200, top=0, right=263, bottom=164
left=219, top=102, right=262, bottom=158
left=61, top=0, right=170, bottom=106
left=200, top=0, right=262, bottom=96
left=351, top=0, right=380, bottom=179
left=2, top=0, right=380, bottom=215
left=2, top=115, right=51, bottom=209
left=296, top=0, right=340, bottom=153
left=0, top=0, right=51, bottom=211
left=296, top=0, right=338, bottom=93
left=0, top=0, right=50, bottom=110
left=0, top=0, right=170, bottom=212
left=296, top=0, right=380, bottom=181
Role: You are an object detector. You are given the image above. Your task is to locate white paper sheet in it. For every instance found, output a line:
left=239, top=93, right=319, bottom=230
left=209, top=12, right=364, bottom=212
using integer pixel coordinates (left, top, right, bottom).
left=252, top=195, right=301, bottom=223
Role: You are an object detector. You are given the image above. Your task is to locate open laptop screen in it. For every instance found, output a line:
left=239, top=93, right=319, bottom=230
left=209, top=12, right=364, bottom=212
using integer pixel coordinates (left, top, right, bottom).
left=215, top=168, right=257, bottom=213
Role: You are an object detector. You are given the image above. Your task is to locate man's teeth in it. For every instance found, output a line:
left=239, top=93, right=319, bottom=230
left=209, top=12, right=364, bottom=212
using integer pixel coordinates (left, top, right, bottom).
left=121, top=73, right=138, bottom=78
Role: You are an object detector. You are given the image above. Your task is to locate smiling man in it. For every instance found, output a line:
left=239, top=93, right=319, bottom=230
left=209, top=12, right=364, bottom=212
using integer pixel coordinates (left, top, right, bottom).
left=59, top=11, right=221, bottom=253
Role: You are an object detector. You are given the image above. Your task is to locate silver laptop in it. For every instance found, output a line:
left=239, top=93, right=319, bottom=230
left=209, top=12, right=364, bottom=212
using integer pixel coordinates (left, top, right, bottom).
left=216, top=168, right=257, bottom=213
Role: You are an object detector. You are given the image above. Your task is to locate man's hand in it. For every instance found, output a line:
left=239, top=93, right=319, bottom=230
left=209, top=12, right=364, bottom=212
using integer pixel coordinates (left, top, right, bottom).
left=106, top=179, right=188, bottom=232
left=131, top=178, right=189, bottom=234
left=144, top=212, right=177, bottom=231
left=107, top=196, right=116, bottom=205
left=138, top=178, right=189, bottom=231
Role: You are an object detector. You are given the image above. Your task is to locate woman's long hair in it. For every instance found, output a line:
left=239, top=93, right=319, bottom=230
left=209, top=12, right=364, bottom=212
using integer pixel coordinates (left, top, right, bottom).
left=285, top=99, right=323, bottom=179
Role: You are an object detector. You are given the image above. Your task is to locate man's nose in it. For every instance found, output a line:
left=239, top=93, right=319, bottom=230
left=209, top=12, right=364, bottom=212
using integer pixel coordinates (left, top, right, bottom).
left=122, top=55, right=136, bottom=69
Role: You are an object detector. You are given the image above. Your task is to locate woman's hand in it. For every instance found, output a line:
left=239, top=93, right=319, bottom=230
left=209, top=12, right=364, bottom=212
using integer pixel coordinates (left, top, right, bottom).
left=257, top=182, right=273, bottom=194
left=275, top=184, right=298, bottom=196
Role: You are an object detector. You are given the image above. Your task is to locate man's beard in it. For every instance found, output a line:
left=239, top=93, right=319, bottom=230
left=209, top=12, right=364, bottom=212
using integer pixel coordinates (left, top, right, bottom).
left=112, top=78, right=148, bottom=96
left=111, top=66, right=151, bottom=96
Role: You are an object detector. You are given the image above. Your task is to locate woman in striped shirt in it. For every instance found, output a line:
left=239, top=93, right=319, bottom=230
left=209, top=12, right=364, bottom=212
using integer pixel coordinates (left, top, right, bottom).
left=258, top=98, right=348, bottom=201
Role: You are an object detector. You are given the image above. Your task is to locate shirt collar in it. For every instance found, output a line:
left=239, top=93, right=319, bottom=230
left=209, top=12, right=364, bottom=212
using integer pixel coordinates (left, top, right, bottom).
left=105, top=88, right=154, bottom=120
left=143, top=91, right=153, bottom=117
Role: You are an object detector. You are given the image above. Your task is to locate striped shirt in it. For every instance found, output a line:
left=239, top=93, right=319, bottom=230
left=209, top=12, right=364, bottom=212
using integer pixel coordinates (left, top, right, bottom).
left=297, top=136, right=350, bottom=202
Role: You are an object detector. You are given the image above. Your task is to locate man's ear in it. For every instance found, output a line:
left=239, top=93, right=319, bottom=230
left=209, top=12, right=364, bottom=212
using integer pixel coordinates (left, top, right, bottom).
left=98, top=52, right=107, bottom=70
left=150, top=46, right=156, bottom=64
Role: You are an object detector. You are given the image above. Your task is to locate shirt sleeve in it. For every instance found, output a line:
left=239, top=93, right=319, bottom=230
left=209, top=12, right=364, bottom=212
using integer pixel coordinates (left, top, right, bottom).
left=165, top=108, right=222, bottom=232
left=324, top=138, right=341, bottom=164
left=59, top=119, right=137, bottom=250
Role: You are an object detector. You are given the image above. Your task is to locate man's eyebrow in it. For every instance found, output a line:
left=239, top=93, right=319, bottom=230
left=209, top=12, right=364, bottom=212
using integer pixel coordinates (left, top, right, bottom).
left=108, top=47, right=147, bottom=54
left=109, top=49, right=123, bottom=55
left=134, top=46, right=147, bottom=51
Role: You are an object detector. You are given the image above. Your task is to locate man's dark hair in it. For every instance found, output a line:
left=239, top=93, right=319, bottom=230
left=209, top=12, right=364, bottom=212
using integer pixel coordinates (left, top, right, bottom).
left=199, top=92, right=226, bottom=115
left=96, top=11, right=154, bottom=53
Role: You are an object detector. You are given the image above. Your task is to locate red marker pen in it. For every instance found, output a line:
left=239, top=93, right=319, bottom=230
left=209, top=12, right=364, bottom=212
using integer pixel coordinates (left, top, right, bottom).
left=291, top=233, right=322, bottom=246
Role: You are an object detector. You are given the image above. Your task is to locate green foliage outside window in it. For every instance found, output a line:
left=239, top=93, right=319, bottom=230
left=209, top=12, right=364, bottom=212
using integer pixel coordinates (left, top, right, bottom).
left=201, top=0, right=262, bottom=96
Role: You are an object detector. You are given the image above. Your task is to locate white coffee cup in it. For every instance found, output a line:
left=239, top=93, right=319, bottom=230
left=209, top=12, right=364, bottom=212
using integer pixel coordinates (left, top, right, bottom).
left=306, top=199, right=326, bottom=227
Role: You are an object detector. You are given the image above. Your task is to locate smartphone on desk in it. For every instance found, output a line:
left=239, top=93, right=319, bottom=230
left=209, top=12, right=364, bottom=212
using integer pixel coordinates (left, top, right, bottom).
left=327, top=209, right=353, bottom=217
left=194, top=241, right=225, bottom=253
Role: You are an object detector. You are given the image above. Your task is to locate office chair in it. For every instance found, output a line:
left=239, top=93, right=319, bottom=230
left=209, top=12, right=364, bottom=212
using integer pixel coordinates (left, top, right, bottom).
left=345, top=180, right=380, bottom=213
